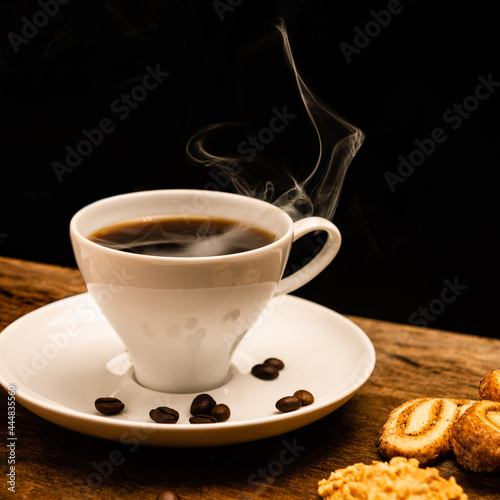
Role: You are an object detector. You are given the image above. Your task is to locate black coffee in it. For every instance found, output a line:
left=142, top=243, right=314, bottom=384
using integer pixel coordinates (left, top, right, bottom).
left=89, top=216, right=276, bottom=257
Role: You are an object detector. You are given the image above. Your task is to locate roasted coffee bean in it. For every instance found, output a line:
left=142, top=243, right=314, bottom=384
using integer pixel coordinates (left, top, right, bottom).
left=189, top=415, right=217, bottom=424
left=276, top=396, right=302, bottom=413
left=149, top=406, right=179, bottom=424
left=293, top=389, right=314, bottom=406
left=211, top=403, right=231, bottom=422
left=156, top=490, right=181, bottom=500
left=190, top=393, right=216, bottom=416
left=94, top=397, right=125, bottom=415
left=251, top=363, right=279, bottom=380
left=264, top=357, right=285, bottom=371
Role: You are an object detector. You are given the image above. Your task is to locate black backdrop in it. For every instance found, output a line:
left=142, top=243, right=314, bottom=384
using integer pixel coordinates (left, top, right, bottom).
left=1, top=1, right=498, bottom=337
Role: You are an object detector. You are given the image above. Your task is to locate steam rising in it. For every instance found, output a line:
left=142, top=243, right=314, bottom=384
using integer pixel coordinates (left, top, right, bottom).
left=186, top=20, right=364, bottom=222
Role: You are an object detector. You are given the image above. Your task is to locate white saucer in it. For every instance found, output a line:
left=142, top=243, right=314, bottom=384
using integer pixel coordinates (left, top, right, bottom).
left=0, top=293, right=375, bottom=447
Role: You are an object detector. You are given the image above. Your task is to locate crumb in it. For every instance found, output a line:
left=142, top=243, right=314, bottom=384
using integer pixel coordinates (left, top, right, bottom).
left=318, top=456, right=468, bottom=499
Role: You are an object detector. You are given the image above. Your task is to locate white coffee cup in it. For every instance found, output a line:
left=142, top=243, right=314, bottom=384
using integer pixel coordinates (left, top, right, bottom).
left=70, top=189, right=341, bottom=393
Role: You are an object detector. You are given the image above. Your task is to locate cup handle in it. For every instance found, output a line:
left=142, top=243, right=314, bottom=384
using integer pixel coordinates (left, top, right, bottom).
left=273, top=217, right=341, bottom=297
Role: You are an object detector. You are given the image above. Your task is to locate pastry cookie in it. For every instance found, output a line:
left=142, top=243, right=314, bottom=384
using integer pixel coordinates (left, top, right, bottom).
left=378, top=368, right=500, bottom=472
left=479, top=369, right=500, bottom=402
left=379, top=398, right=459, bottom=466
left=451, top=400, right=500, bottom=472
left=318, top=456, right=468, bottom=500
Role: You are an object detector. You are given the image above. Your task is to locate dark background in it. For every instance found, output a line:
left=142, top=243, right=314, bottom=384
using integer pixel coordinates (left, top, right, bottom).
left=0, top=1, right=498, bottom=337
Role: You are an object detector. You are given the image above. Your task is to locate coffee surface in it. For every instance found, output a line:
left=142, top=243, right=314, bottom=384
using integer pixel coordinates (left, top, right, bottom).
left=89, top=216, right=276, bottom=257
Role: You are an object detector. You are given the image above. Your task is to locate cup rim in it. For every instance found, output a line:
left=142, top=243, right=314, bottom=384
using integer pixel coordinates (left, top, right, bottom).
left=70, top=189, right=294, bottom=263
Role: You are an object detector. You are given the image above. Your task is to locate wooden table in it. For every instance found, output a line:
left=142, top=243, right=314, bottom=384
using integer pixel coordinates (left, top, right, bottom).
left=1, top=255, right=499, bottom=499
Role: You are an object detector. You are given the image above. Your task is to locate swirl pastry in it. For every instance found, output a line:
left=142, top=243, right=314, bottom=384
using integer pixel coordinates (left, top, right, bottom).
left=379, top=398, right=459, bottom=466
left=479, top=369, right=500, bottom=402
left=451, top=400, right=500, bottom=472
left=453, top=399, right=476, bottom=417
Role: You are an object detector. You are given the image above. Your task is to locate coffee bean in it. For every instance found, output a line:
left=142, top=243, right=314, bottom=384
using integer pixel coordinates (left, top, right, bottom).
left=94, top=397, right=125, bottom=415
left=264, top=357, right=285, bottom=371
left=211, top=403, right=231, bottom=422
left=293, top=389, right=314, bottom=406
left=156, top=490, right=181, bottom=500
left=189, top=415, right=217, bottom=424
left=275, top=396, right=302, bottom=413
left=190, top=393, right=216, bottom=416
left=150, top=407, right=179, bottom=424
left=251, top=363, right=279, bottom=380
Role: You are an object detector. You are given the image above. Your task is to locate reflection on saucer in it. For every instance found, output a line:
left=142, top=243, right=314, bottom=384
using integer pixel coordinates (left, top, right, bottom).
left=106, top=352, right=132, bottom=376
left=0, top=293, right=375, bottom=447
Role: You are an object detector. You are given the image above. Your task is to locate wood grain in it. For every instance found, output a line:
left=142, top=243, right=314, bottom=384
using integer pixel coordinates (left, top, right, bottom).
left=1, top=256, right=499, bottom=499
